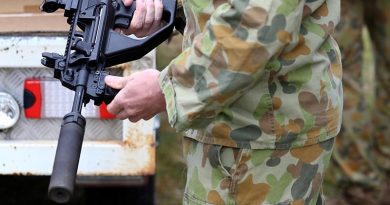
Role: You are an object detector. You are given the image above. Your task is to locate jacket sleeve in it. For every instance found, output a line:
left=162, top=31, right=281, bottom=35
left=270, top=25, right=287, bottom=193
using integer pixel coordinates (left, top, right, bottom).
left=159, top=0, right=305, bottom=131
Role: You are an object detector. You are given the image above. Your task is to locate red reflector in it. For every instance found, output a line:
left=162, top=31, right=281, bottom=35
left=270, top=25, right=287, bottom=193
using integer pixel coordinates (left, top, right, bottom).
left=23, top=79, right=42, bottom=119
left=99, top=102, right=115, bottom=119
left=23, top=78, right=117, bottom=119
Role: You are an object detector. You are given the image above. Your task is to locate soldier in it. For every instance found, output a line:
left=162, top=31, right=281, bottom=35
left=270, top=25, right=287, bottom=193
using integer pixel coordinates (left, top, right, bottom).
left=106, top=0, right=342, bottom=204
left=325, top=0, right=390, bottom=204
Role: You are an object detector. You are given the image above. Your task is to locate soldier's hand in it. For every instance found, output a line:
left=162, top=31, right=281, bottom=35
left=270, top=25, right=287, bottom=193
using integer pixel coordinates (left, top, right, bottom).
left=105, top=69, right=166, bottom=122
left=121, top=0, right=163, bottom=37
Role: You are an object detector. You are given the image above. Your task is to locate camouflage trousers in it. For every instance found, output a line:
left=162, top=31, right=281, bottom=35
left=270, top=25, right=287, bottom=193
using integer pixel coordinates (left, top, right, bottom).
left=324, top=0, right=390, bottom=202
left=182, top=137, right=335, bottom=205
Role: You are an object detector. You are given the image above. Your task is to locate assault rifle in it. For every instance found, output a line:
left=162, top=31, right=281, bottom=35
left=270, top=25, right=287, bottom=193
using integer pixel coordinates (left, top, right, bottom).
left=40, top=0, right=176, bottom=203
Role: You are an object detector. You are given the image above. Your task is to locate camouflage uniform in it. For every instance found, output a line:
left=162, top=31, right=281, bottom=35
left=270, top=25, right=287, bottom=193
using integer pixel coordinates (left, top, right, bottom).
left=159, top=0, right=342, bottom=204
left=324, top=0, right=390, bottom=204
left=182, top=137, right=334, bottom=204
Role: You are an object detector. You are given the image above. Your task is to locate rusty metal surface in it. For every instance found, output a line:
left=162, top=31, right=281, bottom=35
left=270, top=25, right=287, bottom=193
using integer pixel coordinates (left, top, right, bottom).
left=0, top=119, right=157, bottom=176
left=0, top=136, right=156, bottom=176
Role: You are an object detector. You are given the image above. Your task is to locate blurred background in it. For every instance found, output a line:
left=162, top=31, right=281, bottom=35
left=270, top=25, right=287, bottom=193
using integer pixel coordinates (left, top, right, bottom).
left=154, top=35, right=186, bottom=205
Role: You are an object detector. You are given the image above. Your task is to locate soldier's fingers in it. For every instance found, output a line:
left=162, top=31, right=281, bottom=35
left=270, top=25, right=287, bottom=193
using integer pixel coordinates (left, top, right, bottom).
left=154, top=0, right=163, bottom=22
left=143, top=0, right=155, bottom=30
left=148, top=20, right=161, bottom=35
left=116, top=109, right=130, bottom=120
left=104, top=75, right=128, bottom=89
left=106, top=97, right=122, bottom=115
left=142, top=112, right=155, bottom=121
left=115, top=28, right=124, bottom=35
left=130, top=0, right=146, bottom=35
left=128, top=115, right=142, bottom=123
left=147, top=0, right=163, bottom=35
left=122, top=0, right=134, bottom=7
left=106, top=87, right=130, bottom=115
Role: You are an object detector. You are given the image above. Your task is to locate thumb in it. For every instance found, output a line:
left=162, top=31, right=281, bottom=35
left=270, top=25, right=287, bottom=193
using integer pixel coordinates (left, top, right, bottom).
left=122, top=0, right=134, bottom=7
left=105, top=75, right=128, bottom=89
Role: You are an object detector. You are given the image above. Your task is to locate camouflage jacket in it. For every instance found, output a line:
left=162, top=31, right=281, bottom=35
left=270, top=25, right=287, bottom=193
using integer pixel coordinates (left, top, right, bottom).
left=159, top=0, right=343, bottom=149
